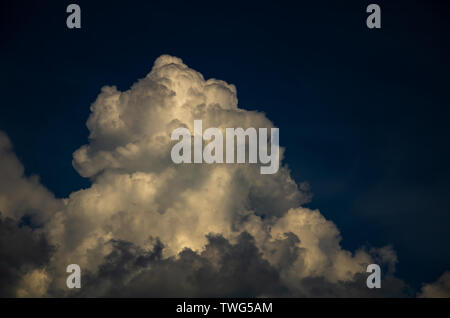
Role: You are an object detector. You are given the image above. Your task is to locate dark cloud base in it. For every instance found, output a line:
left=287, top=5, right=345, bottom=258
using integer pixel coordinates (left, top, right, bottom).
left=0, top=214, right=54, bottom=297
left=0, top=210, right=412, bottom=297
left=66, top=233, right=409, bottom=298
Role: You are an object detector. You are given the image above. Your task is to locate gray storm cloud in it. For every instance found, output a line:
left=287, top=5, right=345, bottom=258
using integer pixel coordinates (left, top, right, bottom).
left=0, top=55, right=444, bottom=297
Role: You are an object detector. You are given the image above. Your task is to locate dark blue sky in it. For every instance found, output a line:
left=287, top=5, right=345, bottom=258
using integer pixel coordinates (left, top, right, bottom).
left=1, top=0, right=450, bottom=290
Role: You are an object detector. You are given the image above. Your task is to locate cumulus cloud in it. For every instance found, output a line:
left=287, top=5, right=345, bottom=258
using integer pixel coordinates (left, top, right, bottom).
left=0, top=54, right=441, bottom=297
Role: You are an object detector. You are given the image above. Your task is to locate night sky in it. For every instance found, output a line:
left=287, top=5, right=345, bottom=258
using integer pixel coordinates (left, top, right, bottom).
left=1, top=0, right=450, bottom=294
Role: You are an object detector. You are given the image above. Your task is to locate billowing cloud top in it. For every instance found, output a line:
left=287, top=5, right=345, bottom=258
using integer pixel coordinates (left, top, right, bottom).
left=0, top=55, right=441, bottom=297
